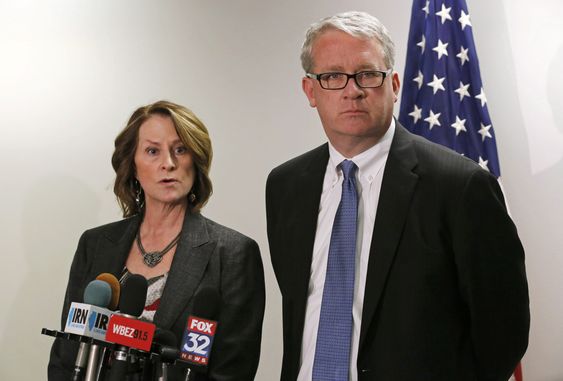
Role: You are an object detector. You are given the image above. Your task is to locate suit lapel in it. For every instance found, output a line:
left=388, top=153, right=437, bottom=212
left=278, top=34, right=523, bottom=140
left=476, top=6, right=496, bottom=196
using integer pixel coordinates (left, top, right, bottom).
left=291, top=145, right=329, bottom=301
left=359, top=124, right=419, bottom=351
left=154, top=212, right=214, bottom=330
left=286, top=144, right=329, bottom=371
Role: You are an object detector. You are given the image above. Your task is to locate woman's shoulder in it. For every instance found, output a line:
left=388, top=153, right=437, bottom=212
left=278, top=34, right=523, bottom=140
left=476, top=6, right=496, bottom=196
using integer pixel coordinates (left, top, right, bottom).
left=197, top=215, right=262, bottom=270
left=80, top=215, right=140, bottom=242
left=199, top=214, right=255, bottom=245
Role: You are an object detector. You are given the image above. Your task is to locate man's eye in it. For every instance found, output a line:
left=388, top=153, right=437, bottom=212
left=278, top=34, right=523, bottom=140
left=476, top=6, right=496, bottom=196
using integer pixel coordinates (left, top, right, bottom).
left=359, top=71, right=380, bottom=79
left=324, top=73, right=343, bottom=80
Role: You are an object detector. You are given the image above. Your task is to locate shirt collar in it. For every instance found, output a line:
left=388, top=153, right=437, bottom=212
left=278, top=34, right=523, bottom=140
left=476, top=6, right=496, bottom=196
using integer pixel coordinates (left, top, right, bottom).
left=327, top=118, right=396, bottom=182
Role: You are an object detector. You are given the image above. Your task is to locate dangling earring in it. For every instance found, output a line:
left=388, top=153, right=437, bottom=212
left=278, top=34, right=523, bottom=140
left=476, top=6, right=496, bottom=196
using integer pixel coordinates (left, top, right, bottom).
left=188, top=192, right=196, bottom=203
left=134, top=179, right=145, bottom=210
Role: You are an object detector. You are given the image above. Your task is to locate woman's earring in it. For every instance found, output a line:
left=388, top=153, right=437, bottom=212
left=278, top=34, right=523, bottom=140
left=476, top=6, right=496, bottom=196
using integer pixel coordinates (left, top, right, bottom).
left=188, top=192, right=196, bottom=203
left=134, top=180, right=144, bottom=209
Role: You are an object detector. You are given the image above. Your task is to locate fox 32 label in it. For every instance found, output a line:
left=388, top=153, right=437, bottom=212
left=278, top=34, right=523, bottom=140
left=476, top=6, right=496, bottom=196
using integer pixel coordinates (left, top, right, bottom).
left=180, top=317, right=218, bottom=365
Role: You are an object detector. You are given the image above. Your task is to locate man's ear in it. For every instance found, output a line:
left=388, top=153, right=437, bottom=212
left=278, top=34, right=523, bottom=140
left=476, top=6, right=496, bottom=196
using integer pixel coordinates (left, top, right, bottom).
left=392, top=71, right=401, bottom=103
left=302, top=76, right=317, bottom=108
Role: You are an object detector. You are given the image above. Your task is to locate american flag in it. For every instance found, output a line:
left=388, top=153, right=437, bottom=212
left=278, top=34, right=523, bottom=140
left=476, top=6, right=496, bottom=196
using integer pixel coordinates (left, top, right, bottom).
left=398, top=0, right=500, bottom=178
left=398, top=1, right=522, bottom=380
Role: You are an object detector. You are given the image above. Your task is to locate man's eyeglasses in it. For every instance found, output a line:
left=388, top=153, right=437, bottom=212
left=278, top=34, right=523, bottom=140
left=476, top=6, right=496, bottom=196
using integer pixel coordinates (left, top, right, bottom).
left=306, top=69, right=393, bottom=90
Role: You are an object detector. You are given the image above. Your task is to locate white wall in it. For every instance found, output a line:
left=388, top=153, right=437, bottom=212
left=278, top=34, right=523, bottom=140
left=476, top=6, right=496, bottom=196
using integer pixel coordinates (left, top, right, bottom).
left=0, top=1, right=561, bottom=379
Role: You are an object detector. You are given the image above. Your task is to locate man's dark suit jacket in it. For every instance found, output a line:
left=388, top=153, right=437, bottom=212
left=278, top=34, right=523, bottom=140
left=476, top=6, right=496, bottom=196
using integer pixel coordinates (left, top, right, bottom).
left=48, top=212, right=265, bottom=381
left=266, top=123, right=529, bottom=381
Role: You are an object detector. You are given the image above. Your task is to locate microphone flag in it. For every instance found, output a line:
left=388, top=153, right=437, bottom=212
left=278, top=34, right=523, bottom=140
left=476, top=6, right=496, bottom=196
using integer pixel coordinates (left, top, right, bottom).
left=105, top=314, right=155, bottom=352
left=180, top=316, right=218, bottom=365
left=64, top=302, right=112, bottom=341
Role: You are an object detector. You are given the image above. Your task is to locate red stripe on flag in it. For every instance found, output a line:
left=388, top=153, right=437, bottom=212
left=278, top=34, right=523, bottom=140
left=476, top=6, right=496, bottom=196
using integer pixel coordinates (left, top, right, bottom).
left=514, top=362, right=523, bottom=381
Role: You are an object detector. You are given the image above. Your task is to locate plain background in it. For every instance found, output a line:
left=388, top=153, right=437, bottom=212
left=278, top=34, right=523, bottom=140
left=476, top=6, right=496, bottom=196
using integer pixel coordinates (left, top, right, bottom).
left=1, top=0, right=562, bottom=379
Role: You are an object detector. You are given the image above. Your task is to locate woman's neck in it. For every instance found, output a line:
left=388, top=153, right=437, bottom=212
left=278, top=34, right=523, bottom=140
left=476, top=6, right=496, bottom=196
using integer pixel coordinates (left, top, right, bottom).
left=141, top=202, right=187, bottom=235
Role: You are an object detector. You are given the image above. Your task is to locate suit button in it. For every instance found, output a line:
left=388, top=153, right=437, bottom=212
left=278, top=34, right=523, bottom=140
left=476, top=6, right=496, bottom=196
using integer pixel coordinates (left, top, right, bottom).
left=359, top=368, right=371, bottom=381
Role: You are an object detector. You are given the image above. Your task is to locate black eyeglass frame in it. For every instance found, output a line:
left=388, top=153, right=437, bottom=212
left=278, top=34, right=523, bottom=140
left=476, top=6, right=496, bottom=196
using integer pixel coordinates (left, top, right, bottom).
left=306, top=69, right=393, bottom=90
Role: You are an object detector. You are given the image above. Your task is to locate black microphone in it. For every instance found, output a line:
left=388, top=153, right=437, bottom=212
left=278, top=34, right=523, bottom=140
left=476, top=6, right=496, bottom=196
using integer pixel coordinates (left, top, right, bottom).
left=71, top=279, right=112, bottom=381
left=141, top=328, right=178, bottom=381
left=150, top=329, right=179, bottom=381
left=154, top=329, right=179, bottom=361
left=181, top=288, right=221, bottom=381
left=105, top=274, right=150, bottom=381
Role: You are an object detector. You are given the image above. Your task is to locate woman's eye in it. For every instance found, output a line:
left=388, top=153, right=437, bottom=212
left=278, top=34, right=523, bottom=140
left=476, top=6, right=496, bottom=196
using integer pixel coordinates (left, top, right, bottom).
left=175, top=146, right=188, bottom=154
left=146, top=148, right=157, bottom=155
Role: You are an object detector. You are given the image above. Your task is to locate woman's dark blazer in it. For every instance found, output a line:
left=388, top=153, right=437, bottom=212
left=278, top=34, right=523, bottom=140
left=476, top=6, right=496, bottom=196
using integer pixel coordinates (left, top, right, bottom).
left=48, top=211, right=265, bottom=381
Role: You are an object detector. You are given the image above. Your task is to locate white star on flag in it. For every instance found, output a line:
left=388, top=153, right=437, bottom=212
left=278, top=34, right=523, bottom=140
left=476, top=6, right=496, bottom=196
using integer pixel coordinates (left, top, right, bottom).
left=436, top=4, right=453, bottom=24
left=413, top=70, right=424, bottom=89
left=457, top=46, right=469, bottom=66
left=478, top=156, right=489, bottom=171
left=422, top=1, right=430, bottom=17
left=451, top=116, right=467, bottom=136
left=475, top=87, right=488, bottom=107
left=427, top=74, right=446, bottom=94
left=424, top=110, right=441, bottom=130
left=433, top=39, right=449, bottom=60
left=478, top=123, right=493, bottom=141
left=458, top=10, right=472, bottom=30
left=409, top=105, right=423, bottom=123
left=417, top=35, right=426, bottom=53
left=454, top=81, right=471, bottom=101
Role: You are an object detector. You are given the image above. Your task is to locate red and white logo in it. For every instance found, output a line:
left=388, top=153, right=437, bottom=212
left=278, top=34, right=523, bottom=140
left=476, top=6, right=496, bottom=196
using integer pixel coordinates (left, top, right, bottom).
left=105, top=314, right=155, bottom=352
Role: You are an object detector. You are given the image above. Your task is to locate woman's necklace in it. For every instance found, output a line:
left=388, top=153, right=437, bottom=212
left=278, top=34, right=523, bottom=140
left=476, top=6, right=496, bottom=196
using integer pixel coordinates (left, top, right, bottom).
left=136, top=229, right=181, bottom=268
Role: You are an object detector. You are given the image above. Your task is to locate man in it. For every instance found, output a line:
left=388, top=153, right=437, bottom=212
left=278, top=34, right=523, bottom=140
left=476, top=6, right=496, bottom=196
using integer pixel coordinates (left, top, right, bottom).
left=266, top=11, right=529, bottom=381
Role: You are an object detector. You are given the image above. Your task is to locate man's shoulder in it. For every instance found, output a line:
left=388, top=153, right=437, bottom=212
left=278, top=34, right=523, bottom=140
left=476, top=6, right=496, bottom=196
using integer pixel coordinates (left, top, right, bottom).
left=398, top=126, right=484, bottom=176
left=268, top=143, right=329, bottom=180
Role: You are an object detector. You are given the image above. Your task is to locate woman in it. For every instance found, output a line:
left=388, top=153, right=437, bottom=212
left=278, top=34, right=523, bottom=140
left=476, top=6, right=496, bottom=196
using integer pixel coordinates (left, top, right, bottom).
left=48, top=100, right=265, bottom=380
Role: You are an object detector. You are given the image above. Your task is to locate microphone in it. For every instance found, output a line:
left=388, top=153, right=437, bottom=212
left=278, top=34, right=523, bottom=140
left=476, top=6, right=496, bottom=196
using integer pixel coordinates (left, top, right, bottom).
left=95, top=273, right=120, bottom=311
left=181, top=288, right=221, bottom=381
left=67, top=279, right=112, bottom=381
left=154, top=329, right=179, bottom=361
left=84, top=274, right=121, bottom=381
left=145, top=329, right=179, bottom=381
left=105, top=274, right=155, bottom=381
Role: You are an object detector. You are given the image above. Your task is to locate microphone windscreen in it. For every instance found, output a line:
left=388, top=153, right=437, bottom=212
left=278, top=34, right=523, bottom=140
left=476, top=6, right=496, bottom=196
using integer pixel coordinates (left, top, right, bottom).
left=192, top=287, right=220, bottom=320
left=153, top=328, right=179, bottom=362
left=96, top=273, right=121, bottom=310
left=119, top=273, right=148, bottom=317
left=83, top=280, right=112, bottom=307
left=154, top=328, right=177, bottom=348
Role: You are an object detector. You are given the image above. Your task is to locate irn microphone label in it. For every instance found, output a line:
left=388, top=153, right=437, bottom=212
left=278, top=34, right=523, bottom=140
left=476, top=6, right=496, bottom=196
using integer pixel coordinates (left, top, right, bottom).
left=64, top=302, right=112, bottom=340
left=180, top=316, right=218, bottom=365
left=105, top=314, right=155, bottom=351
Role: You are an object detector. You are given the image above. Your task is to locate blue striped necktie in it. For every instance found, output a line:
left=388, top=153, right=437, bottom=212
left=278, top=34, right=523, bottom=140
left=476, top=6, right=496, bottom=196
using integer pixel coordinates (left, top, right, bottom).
left=312, top=159, right=358, bottom=381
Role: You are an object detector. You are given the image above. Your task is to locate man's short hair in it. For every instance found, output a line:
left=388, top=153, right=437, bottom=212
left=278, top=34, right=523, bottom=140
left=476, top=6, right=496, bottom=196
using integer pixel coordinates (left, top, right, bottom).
left=300, top=11, right=396, bottom=73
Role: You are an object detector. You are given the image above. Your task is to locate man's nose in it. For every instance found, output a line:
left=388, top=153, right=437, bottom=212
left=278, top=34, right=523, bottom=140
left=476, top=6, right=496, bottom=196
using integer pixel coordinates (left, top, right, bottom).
left=342, top=76, right=365, bottom=99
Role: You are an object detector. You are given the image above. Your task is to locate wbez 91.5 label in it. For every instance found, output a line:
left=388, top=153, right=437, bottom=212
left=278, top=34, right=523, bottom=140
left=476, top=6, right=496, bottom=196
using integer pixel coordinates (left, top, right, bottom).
left=180, top=316, right=218, bottom=365
left=104, top=314, right=155, bottom=352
